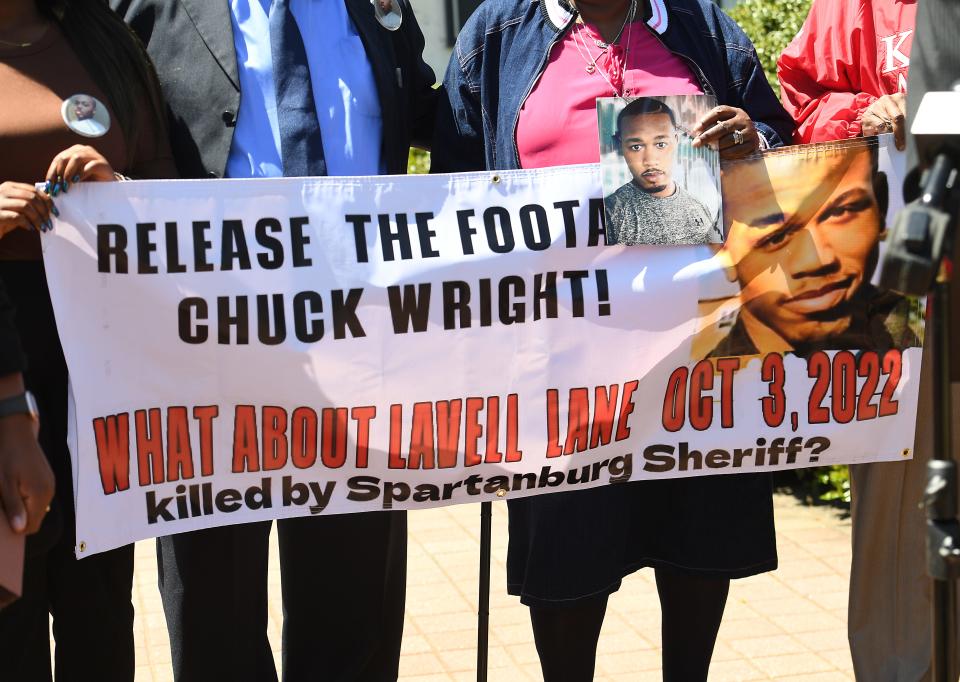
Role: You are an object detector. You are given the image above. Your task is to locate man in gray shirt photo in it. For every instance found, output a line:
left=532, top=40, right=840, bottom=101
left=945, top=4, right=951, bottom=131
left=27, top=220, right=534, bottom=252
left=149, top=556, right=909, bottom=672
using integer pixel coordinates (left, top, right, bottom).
left=604, top=97, right=720, bottom=245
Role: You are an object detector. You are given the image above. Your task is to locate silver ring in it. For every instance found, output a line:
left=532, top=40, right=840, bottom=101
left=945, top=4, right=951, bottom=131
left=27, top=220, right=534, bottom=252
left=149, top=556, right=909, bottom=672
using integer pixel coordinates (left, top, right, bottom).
left=732, top=128, right=745, bottom=146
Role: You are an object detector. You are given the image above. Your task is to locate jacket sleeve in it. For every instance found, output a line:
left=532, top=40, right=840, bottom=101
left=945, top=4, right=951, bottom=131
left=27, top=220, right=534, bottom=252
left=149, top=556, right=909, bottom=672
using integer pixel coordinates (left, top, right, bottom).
left=395, top=0, right=439, bottom=150
left=430, top=46, right=487, bottom=173
left=107, top=0, right=177, bottom=179
left=735, top=45, right=795, bottom=149
left=777, top=0, right=876, bottom=143
left=712, top=7, right=795, bottom=149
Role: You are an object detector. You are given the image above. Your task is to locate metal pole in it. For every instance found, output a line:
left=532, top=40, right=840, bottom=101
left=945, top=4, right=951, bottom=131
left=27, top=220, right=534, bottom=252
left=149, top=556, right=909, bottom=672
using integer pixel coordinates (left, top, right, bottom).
left=930, top=273, right=959, bottom=682
left=477, top=500, right=492, bottom=682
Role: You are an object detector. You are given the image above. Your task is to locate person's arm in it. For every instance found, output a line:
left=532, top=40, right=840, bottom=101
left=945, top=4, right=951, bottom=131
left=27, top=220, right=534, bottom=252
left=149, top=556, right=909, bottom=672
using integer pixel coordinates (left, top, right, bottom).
left=0, top=372, right=51, bottom=535
left=0, top=281, right=52, bottom=536
left=430, top=47, right=486, bottom=173
left=733, top=51, right=795, bottom=150
left=394, top=0, right=439, bottom=150
left=776, top=0, right=873, bottom=143
left=692, top=7, right=795, bottom=156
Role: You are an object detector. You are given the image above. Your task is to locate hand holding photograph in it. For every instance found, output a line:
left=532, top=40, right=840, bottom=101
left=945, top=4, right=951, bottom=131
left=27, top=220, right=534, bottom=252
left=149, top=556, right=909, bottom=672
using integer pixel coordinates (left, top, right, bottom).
left=599, top=94, right=723, bottom=245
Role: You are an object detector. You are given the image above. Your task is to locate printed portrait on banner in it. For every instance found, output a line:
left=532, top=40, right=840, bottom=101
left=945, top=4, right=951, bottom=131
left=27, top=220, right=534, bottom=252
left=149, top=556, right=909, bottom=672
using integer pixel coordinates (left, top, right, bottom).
left=690, top=136, right=925, bottom=361
left=598, top=94, right=722, bottom=246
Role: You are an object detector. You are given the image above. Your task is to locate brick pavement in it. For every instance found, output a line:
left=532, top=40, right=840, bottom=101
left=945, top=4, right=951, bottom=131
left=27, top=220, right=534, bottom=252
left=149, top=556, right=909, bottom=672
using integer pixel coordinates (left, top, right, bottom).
left=119, top=493, right=853, bottom=681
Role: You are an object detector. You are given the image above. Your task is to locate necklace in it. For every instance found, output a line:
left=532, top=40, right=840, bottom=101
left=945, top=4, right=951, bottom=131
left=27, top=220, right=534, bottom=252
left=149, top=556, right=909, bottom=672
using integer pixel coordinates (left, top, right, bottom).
left=0, top=24, right=48, bottom=49
left=0, top=37, right=33, bottom=48
left=571, top=0, right=635, bottom=96
left=592, top=3, right=633, bottom=50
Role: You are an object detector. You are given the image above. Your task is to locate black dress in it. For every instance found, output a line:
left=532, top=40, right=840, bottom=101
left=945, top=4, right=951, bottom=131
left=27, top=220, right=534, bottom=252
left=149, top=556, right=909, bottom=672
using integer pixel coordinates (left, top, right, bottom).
left=506, top=472, right=776, bottom=607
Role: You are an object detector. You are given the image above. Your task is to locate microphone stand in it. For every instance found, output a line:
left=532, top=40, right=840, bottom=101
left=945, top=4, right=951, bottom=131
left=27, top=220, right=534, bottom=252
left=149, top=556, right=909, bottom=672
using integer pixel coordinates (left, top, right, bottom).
left=883, top=153, right=960, bottom=682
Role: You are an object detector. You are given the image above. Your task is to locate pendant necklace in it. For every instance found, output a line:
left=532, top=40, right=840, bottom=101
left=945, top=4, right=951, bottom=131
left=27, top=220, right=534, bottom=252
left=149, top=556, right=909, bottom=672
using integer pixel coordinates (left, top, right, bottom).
left=571, top=0, right=636, bottom=96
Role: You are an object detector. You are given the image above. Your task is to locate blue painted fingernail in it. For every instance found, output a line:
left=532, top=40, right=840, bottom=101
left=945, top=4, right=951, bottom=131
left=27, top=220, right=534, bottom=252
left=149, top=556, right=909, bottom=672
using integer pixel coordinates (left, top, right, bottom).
left=41, top=220, right=50, bottom=232
left=43, top=181, right=51, bottom=195
left=71, top=175, right=80, bottom=183
left=51, top=204, right=59, bottom=218
left=51, top=184, right=59, bottom=197
left=61, top=181, right=68, bottom=193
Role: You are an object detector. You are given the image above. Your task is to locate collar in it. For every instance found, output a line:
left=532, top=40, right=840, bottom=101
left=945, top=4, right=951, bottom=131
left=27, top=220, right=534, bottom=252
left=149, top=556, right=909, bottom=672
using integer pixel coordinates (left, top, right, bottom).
left=539, top=0, right=668, bottom=35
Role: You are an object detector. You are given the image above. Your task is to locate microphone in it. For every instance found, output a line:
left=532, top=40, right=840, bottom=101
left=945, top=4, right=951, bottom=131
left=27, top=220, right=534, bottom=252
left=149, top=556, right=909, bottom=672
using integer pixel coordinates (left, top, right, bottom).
left=879, top=87, right=960, bottom=296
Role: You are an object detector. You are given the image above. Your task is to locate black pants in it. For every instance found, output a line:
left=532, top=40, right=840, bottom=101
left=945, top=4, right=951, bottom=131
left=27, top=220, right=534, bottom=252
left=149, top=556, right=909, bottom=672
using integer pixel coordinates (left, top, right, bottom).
left=158, top=510, right=407, bottom=682
left=0, top=262, right=135, bottom=681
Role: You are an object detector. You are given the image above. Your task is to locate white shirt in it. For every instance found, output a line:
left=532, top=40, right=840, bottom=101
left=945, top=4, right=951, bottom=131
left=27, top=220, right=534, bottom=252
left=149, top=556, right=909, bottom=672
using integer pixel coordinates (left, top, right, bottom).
left=71, top=118, right=108, bottom=138
left=226, top=0, right=384, bottom=178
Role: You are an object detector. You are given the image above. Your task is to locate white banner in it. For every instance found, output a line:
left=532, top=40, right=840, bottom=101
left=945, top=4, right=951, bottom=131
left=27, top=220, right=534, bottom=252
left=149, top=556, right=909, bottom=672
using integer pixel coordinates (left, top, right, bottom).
left=43, top=138, right=923, bottom=556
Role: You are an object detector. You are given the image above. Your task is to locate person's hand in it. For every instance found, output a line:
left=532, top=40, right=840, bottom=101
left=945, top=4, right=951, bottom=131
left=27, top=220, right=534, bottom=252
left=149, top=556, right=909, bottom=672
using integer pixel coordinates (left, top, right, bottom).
left=0, top=182, right=56, bottom=236
left=861, top=93, right=907, bottom=150
left=691, top=106, right=760, bottom=160
left=0, top=414, right=53, bottom=535
left=44, top=144, right=117, bottom=197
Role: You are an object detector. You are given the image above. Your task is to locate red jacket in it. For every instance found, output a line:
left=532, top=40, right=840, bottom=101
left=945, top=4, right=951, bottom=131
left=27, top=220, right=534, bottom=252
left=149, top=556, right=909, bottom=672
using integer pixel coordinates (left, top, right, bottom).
left=777, top=0, right=916, bottom=143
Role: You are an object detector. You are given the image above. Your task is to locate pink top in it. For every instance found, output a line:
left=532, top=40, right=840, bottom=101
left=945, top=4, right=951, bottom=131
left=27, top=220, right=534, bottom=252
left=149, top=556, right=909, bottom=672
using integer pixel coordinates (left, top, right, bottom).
left=517, top=20, right=703, bottom=169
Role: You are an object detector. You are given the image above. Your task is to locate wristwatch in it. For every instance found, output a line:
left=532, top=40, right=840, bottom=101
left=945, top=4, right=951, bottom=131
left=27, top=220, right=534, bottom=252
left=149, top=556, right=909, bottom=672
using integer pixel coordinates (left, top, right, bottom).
left=0, top=391, right=39, bottom=421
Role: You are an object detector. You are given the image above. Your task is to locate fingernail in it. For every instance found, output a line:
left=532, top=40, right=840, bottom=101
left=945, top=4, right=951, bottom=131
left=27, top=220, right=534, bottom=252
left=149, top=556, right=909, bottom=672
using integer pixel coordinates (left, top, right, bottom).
left=10, top=513, right=25, bottom=532
left=51, top=204, right=59, bottom=218
left=61, top=181, right=68, bottom=193
left=43, top=180, right=51, bottom=195
left=51, top=184, right=59, bottom=197
left=42, top=220, right=50, bottom=232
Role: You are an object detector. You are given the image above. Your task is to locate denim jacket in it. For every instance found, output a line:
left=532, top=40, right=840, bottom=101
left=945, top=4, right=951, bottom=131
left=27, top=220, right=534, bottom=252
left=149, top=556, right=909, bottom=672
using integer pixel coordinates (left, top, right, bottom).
left=431, top=0, right=795, bottom=172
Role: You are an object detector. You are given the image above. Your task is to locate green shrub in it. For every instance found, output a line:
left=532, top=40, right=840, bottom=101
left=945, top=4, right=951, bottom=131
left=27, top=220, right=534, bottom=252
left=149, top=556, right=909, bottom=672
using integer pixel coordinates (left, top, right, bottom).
left=726, top=0, right=812, bottom=98
left=776, top=466, right=851, bottom=506
left=408, top=148, right=430, bottom=175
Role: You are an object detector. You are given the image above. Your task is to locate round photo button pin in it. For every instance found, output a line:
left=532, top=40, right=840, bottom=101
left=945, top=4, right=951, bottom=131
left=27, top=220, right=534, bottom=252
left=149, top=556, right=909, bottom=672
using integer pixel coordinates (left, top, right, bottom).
left=372, top=0, right=402, bottom=31
left=61, top=94, right=110, bottom=138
